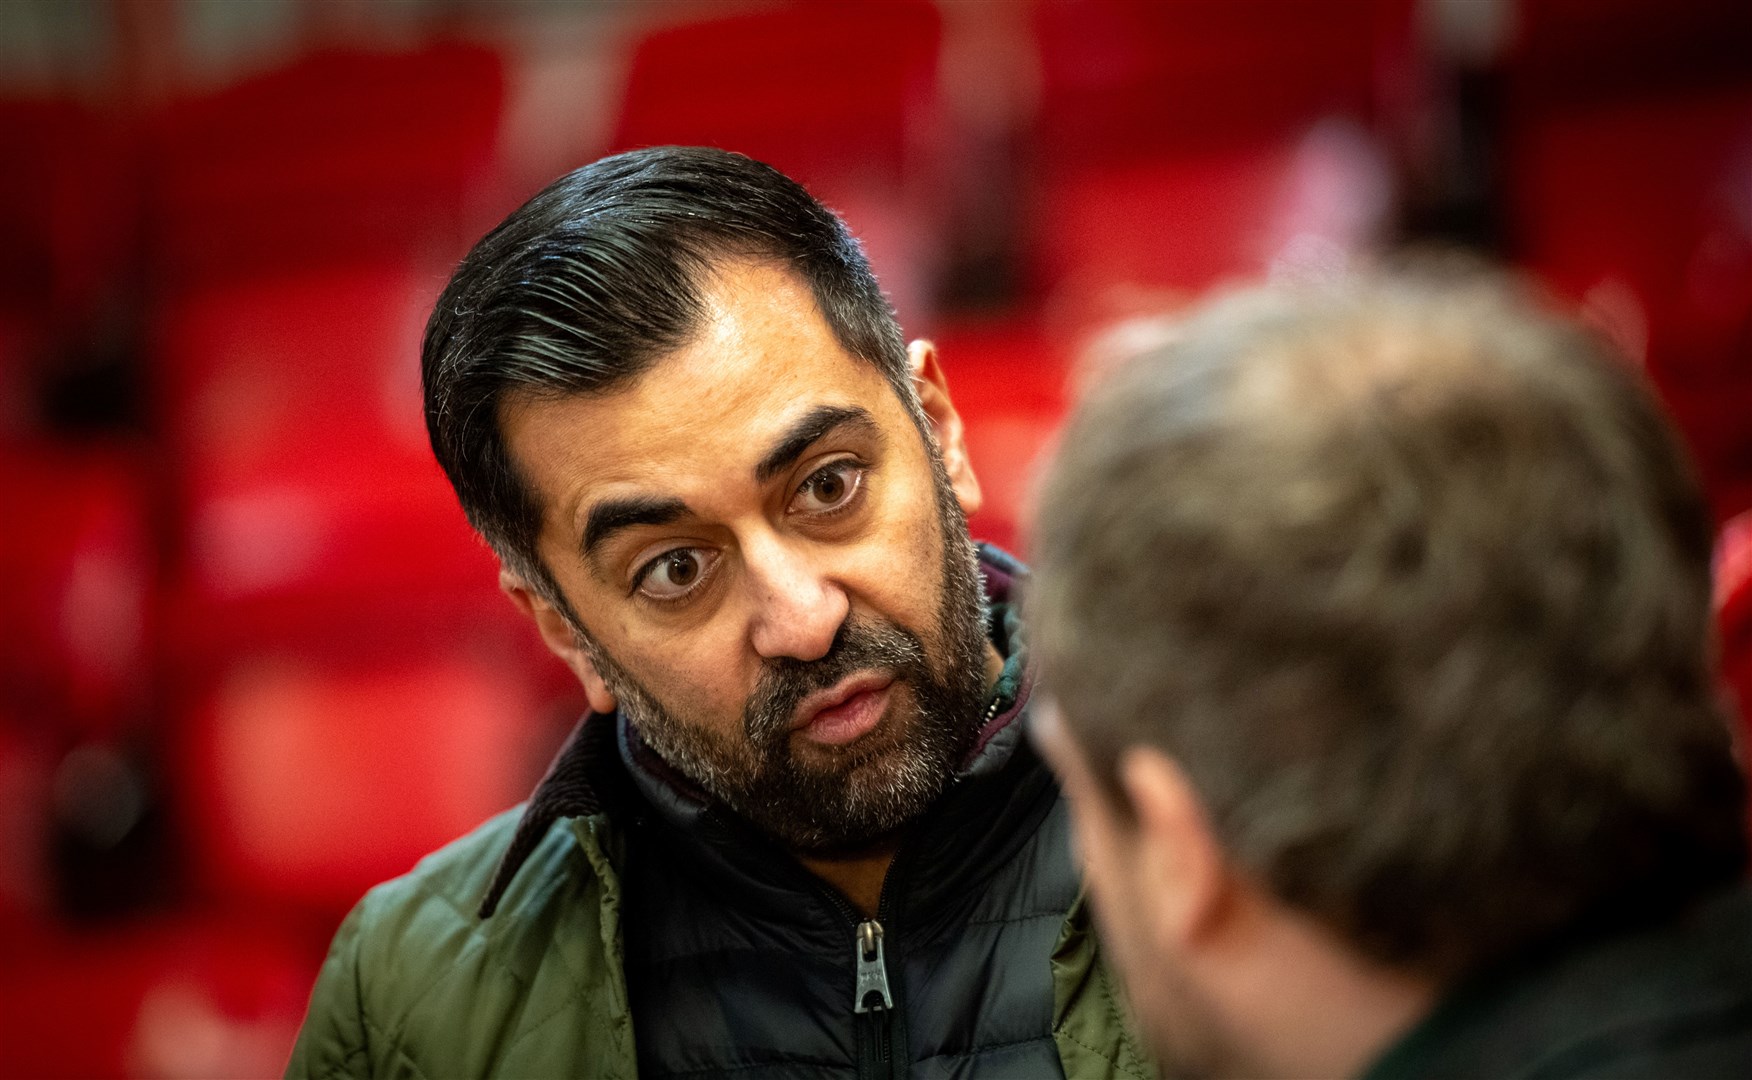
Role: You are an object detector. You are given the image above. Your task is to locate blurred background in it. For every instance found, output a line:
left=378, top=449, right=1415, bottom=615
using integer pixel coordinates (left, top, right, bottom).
left=0, top=0, right=1748, bottom=1074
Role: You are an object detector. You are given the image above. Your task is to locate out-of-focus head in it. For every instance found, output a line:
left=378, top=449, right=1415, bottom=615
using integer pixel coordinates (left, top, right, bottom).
left=422, top=147, right=994, bottom=853
left=1029, top=270, right=1748, bottom=1076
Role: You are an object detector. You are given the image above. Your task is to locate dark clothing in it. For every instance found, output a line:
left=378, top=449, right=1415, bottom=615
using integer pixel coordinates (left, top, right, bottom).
left=620, top=548, right=1082, bottom=1079
left=1363, top=886, right=1752, bottom=1079
left=621, top=617, right=1077, bottom=1078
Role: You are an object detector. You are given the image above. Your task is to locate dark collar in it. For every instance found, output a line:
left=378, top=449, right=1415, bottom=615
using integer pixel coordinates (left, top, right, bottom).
left=1360, top=886, right=1752, bottom=1080
left=477, top=542, right=1030, bottom=918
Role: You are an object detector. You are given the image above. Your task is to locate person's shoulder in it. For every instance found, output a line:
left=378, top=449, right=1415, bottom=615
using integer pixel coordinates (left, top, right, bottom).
left=1363, top=886, right=1752, bottom=1080
left=349, top=804, right=603, bottom=968
left=366, top=805, right=527, bottom=920
left=289, top=808, right=625, bottom=1078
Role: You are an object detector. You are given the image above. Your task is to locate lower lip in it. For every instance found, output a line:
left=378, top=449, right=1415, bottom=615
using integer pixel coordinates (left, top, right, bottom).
left=798, top=685, right=892, bottom=747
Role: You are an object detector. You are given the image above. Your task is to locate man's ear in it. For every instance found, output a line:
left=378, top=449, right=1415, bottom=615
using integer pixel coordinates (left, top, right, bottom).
left=1119, top=746, right=1231, bottom=953
left=499, top=569, right=618, bottom=716
left=907, top=339, right=983, bottom=517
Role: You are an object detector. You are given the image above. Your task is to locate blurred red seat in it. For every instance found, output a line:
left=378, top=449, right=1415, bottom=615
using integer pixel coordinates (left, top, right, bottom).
left=147, top=262, right=571, bottom=911
left=609, top=0, right=948, bottom=324
left=0, top=912, right=321, bottom=1078
left=175, top=650, right=554, bottom=911
left=138, top=47, right=570, bottom=919
left=1504, top=0, right=1752, bottom=522
left=152, top=263, right=500, bottom=636
left=932, top=321, right=1070, bottom=556
left=140, top=42, right=515, bottom=633
left=0, top=97, right=134, bottom=329
left=0, top=441, right=153, bottom=742
left=1503, top=90, right=1752, bottom=522
left=613, top=1, right=941, bottom=189
left=145, top=41, right=505, bottom=286
left=1025, top=0, right=1411, bottom=301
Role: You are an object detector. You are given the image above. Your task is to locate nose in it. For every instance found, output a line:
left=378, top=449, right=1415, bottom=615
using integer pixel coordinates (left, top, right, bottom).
left=741, top=532, right=848, bottom=663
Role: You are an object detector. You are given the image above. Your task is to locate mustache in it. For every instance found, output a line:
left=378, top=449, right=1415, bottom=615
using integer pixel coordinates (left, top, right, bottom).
left=743, top=618, right=931, bottom=746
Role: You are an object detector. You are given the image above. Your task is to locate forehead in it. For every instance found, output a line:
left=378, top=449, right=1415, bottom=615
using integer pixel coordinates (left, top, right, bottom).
left=499, top=260, right=902, bottom=528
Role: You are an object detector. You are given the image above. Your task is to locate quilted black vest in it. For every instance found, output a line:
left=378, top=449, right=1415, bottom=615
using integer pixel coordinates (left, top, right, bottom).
left=620, top=715, right=1076, bottom=1080
left=617, top=565, right=1079, bottom=1080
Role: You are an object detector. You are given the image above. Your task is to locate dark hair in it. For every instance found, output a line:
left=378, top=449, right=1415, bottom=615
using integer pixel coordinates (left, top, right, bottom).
left=422, top=146, right=908, bottom=601
left=1030, top=271, right=1748, bottom=980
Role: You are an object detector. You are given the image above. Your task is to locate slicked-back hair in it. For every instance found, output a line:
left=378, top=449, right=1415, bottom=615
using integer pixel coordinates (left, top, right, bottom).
left=1030, top=271, right=1749, bottom=981
left=422, top=147, right=909, bottom=604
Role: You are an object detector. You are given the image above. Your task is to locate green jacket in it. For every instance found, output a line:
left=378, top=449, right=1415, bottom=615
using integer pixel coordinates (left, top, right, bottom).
left=287, top=803, right=1155, bottom=1079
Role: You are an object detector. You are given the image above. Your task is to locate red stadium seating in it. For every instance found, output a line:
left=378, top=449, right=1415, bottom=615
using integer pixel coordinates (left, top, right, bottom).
left=131, top=44, right=583, bottom=917
left=609, top=0, right=949, bottom=325
left=174, top=649, right=555, bottom=911
left=1025, top=0, right=1413, bottom=301
left=1505, top=0, right=1752, bottom=522
left=0, top=97, right=134, bottom=330
left=0, top=441, right=154, bottom=741
left=141, top=40, right=515, bottom=627
left=149, top=261, right=571, bottom=910
left=612, top=1, right=941, bottom=190
left=0, top=912, right=321, bottom=1078
left=1505, top=92, right=1752, bottom=522
left=934, top=322, right=1070, bottom=556
left=151, top=264, right=497, bottom=624
left=144, top=41, right=505, bottom=286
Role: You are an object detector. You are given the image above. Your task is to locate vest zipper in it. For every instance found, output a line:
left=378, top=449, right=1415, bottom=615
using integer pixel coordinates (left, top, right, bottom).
left=853, top=918, right=896, bottom=1079
left=854, top=920, right=894, bottom=1012
left=840, top=688, right=1009, bottom=1079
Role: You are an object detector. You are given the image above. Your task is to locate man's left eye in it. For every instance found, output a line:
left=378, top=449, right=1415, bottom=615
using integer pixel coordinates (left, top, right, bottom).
left=791, top=461, right=863, bottom=514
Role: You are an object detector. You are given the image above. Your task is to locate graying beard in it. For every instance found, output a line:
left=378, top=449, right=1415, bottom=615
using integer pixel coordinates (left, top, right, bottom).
left=571, top=445, right=991, bottom=851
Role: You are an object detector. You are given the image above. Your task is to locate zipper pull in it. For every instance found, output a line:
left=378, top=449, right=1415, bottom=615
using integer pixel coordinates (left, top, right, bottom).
left=853, top=919, right=894, bottom=1013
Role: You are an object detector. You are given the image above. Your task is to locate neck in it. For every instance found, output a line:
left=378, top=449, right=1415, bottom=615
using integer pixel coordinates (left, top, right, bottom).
left=797, top=839, right=901, bottom=918
left=1203, top=900, right=1437, bottom=1079
left=982, top=638, right=1005, bottom=690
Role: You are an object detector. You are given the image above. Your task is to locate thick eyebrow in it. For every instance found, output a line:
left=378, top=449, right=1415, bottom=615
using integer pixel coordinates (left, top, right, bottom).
left=754, top=405, right=879, bottom=484
left=582, top=494, right=690, bottom=560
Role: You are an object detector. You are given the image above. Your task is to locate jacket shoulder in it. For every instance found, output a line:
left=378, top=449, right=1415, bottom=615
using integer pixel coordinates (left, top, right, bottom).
left=287, top=808, right=635, bottom=1079
left=378, top=804, right=529, bottom=921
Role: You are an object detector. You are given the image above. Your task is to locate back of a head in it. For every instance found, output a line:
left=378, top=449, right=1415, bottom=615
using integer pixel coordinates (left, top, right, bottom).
left=1030, top=271, right=1748, bottom=980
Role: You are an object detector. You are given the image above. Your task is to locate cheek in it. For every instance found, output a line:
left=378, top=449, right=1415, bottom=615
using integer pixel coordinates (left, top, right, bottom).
left=602, top=614, right=757, bottom=733
left=853, top=463, right=951, bottom=622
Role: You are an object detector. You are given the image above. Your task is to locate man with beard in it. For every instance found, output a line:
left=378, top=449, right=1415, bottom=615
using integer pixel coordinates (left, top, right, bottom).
left=287, top=147, right=1152, bottom=1080
left=1028, top=273, right=1752, bottom=1078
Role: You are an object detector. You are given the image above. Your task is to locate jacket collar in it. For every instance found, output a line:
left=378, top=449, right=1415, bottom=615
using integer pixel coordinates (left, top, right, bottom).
left=478, top=543, right=1029, bottom=918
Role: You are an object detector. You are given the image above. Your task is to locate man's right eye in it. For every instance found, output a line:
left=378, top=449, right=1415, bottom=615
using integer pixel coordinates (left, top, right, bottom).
left=636, top=548, right=715, bottom=602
